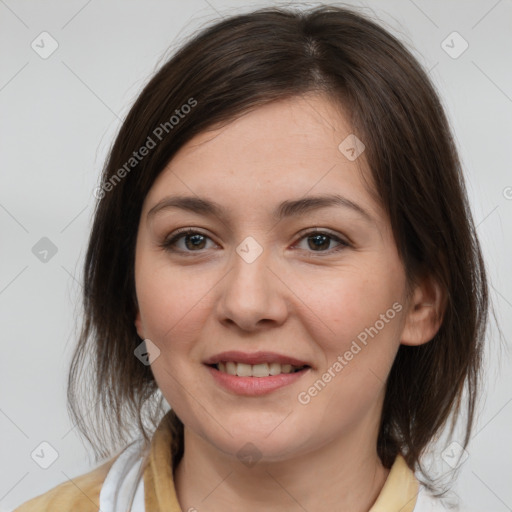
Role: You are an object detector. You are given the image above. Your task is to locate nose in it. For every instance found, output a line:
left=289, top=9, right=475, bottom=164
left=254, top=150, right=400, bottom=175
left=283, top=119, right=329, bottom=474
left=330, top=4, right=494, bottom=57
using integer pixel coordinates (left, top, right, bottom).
left=215, top=244, right=289, bottom=332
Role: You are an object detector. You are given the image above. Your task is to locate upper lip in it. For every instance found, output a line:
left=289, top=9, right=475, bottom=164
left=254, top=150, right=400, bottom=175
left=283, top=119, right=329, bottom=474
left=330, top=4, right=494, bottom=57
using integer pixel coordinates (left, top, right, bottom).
left=203, top=351, right=311, bottom=367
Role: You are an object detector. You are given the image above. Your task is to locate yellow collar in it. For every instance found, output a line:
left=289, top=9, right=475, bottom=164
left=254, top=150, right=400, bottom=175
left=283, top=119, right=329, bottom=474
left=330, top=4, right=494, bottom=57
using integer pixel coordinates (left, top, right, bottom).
left=143, top=412, right=418, bottom=512
left=368, top=454, right=419, bottom=511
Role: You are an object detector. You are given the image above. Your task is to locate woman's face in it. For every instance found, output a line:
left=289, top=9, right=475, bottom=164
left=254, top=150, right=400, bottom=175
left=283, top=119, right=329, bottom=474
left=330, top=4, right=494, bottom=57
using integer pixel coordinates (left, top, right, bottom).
left=134, top=93, right=413, bottom=461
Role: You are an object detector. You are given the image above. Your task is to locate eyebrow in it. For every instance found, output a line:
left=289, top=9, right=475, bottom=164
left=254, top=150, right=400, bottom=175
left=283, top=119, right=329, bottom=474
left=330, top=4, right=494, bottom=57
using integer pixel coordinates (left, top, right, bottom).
left=147, top=193, right=375, bottom=224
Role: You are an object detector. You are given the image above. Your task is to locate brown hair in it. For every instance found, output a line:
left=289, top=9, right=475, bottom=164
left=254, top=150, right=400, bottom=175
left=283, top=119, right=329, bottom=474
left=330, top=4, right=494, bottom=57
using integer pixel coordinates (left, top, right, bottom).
left=67, top=4, right=490, bottom=494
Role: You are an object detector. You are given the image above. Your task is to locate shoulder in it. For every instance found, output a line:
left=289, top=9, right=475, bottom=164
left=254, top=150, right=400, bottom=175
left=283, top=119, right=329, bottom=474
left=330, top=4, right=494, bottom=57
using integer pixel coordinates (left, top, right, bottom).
left=12, top=456, right=119, bottom=512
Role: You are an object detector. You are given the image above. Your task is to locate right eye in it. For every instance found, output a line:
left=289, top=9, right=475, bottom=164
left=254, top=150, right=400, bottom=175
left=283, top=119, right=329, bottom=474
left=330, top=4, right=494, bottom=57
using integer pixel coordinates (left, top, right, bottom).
left=160, top=228, right=217, bottom=254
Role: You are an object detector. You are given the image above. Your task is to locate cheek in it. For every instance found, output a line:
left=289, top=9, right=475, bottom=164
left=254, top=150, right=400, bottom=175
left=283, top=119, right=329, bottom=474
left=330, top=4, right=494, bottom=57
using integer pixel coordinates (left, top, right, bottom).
left=134, top=256, right=213, bottom=417
left=304, top=267, right=404, bottom=352
left=134, top=252, right=215, bottom=353
left=296, top=273, right=403, bottom=431
left=296, top=265, right=404, bottom=418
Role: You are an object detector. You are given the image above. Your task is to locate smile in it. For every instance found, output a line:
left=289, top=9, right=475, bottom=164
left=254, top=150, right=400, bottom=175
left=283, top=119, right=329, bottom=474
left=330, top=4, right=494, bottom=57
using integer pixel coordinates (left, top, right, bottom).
left=205, top=362, right=310, bottom=396
left=212, top=361, right=307, bottom=377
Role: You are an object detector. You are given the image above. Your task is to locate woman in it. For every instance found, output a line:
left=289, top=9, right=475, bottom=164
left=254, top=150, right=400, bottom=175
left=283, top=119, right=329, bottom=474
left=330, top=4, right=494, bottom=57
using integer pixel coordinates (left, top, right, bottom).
left=14, top=4, right=489, bottom=511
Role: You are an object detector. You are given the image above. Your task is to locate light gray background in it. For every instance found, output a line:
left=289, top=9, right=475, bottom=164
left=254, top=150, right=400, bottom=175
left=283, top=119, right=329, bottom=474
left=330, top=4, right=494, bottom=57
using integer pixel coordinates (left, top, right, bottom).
left=1, top=1, right=511, bottom=511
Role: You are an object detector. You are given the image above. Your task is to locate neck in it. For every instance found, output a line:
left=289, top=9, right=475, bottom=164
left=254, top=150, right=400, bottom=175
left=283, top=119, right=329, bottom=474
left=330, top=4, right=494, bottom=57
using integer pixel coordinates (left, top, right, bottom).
left=174, top=419, right=390, bottom=512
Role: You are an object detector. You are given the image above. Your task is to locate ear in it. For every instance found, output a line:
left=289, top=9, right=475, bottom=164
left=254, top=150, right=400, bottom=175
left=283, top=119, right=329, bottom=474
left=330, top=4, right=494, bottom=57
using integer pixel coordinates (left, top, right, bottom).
left=401, top=272, right=446, bottom=346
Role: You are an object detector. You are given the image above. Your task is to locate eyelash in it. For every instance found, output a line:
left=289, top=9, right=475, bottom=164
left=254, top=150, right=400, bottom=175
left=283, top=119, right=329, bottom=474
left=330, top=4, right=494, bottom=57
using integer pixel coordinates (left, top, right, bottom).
left=159, top=228, right=350, bottom=257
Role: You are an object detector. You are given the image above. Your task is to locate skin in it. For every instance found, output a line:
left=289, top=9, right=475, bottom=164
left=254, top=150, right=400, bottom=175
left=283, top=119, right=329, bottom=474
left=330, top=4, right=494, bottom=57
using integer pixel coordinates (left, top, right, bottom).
left=134, top=92, right=444, bottom=512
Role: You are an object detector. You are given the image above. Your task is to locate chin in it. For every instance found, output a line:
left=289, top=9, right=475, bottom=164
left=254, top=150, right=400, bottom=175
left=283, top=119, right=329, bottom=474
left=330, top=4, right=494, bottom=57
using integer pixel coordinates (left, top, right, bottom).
left=196, top=418, right=313, bottom=463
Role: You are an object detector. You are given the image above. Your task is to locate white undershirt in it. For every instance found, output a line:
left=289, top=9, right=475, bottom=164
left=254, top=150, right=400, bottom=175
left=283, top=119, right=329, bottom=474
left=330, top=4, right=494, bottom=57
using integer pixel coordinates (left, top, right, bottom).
left=99, top=439, right=146, bottom=512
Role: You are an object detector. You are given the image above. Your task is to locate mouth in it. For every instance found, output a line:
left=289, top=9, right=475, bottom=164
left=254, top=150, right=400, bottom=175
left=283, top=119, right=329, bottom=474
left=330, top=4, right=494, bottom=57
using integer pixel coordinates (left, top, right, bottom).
left=207, top=361, right=309, bottom=377
left=203, top=351, right=312, bottom=396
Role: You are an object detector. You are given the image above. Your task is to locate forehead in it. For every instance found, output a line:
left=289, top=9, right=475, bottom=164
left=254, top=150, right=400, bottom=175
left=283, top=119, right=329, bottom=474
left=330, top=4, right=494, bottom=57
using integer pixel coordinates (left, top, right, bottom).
left=143, top=93, right=380, bottom=221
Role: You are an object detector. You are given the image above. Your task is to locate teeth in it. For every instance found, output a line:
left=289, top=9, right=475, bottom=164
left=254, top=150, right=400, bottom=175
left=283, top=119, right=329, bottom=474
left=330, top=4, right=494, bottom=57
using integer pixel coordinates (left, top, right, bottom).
left=269, top=363, right=281, bottom=375
left=252, top=363, right=270, bottom=377
left=236, top=363, right=252, bottom=377
left=215, top=361, right=305, bottom=377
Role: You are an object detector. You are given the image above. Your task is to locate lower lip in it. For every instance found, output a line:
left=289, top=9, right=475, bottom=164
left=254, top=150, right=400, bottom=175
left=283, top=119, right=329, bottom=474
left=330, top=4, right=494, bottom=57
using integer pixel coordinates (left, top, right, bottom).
left=205, top=365, right=310, bottom=396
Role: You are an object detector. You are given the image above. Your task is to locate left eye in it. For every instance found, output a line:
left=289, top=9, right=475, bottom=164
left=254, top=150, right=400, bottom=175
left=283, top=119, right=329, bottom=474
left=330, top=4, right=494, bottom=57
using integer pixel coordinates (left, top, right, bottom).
left=160, top=229, right=349, bottom=255
left=294, top=231, right=349, bottom=254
